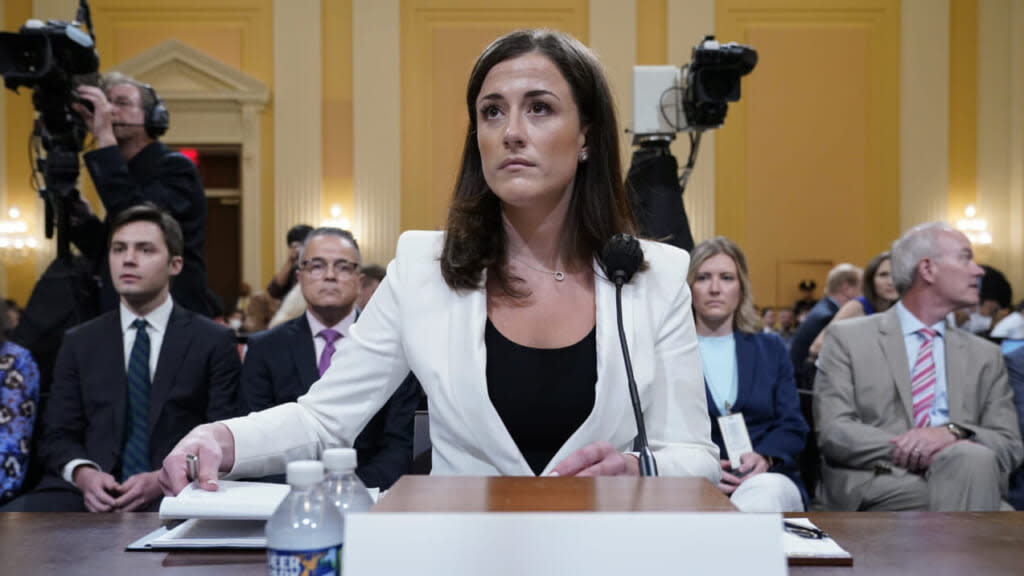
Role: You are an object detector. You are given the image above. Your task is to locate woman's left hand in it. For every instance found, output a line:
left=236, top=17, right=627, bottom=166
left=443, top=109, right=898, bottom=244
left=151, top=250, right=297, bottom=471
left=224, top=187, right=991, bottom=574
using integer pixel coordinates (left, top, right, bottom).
left=550, top=441, right=640, bottom=477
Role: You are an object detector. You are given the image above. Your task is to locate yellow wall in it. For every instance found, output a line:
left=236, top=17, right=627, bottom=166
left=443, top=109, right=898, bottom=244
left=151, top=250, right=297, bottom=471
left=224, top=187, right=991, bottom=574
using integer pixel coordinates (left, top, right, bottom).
left=715, top=0, right=901, bottom=307
left=398, top=0, right=590, bottom=233
left=948, top=0, right=977, bottom=221
left=3, top=0, right=35, bottom=305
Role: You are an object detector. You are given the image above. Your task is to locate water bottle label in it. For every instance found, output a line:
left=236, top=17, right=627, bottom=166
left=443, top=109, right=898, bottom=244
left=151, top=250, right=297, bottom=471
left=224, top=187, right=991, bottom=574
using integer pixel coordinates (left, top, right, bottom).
left=267, top=545, right=341, bottom=576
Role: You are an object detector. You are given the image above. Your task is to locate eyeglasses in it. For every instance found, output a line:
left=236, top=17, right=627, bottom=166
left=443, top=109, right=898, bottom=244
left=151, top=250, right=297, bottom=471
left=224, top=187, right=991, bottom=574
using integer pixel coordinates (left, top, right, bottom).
left=301, top=258, right=359, bottom=279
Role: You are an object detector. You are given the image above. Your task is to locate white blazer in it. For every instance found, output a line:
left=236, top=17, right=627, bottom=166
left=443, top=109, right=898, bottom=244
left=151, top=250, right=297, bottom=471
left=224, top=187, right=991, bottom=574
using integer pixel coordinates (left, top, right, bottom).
left=227, top=231, right=719, bottom=481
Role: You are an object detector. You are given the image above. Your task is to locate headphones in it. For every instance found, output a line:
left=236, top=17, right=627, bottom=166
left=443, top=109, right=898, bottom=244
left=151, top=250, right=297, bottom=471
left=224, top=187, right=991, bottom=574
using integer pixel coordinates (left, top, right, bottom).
left=142, top=84, right=170, bottom=138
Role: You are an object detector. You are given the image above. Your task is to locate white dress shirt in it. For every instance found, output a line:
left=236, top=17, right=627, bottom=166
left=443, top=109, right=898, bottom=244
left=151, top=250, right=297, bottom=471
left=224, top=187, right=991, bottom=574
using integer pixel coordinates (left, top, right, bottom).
left=63, top=296, right=175, bottom=483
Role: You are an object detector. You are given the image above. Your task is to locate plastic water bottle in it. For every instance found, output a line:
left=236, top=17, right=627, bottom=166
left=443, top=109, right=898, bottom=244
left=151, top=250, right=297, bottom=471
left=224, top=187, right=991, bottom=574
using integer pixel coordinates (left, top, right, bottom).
left=323, top=448, right=374, bottom=517
left=266, top=460, right=343, bottom=576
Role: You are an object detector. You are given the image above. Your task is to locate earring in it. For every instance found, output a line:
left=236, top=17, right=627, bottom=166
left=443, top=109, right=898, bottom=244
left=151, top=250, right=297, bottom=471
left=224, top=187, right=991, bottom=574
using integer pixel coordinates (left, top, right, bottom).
left=579, top=150, right=589, bottom=163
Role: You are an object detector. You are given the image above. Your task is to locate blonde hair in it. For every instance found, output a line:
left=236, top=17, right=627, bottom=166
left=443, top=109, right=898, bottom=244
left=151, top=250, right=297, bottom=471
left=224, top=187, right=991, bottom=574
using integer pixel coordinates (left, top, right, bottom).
left=687, top=236, right=761, bottom=334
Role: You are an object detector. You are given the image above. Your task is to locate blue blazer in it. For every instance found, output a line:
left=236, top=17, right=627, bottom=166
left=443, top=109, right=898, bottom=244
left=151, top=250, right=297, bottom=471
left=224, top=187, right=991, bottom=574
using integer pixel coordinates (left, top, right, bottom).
left=239, top=314, right=419, bottom=489
left=1004, top=346, right=1024, bottom=510
left=706, top=331, right=809, bottom=501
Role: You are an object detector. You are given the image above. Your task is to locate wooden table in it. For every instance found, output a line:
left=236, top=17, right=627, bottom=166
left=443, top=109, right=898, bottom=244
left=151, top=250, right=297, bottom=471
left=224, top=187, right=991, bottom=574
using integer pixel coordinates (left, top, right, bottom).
left=3, top=477, right=1024, bottom=575
left=373, top=475, right=738, bottom=512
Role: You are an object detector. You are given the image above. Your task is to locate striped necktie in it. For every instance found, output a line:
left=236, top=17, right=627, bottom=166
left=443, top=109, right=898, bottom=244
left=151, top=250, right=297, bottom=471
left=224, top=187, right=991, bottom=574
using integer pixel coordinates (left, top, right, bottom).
left=910, top=327, right=937, bottom=428
left=122, top=318, right=151, bottom=480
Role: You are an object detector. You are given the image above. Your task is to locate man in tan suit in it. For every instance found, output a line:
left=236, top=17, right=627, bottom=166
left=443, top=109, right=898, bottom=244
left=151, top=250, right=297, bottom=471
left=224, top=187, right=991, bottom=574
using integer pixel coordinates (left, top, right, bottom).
left=814, top=222, right=1022, bottom=511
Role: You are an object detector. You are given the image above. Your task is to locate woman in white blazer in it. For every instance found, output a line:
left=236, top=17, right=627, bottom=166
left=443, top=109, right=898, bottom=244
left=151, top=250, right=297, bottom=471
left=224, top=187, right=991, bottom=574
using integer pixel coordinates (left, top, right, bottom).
left=160, top=29, right=719, bottom=494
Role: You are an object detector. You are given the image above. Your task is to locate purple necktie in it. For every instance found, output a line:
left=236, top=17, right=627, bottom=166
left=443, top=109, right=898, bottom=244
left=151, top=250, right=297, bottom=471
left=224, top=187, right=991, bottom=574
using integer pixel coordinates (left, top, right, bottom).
left=317, top=329, right=341, bottom=377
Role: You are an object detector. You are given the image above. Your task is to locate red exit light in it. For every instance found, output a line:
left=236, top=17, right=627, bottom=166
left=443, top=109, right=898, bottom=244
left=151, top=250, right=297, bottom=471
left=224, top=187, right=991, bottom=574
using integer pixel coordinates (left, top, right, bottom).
left=178, top=148, right=200, bottom=165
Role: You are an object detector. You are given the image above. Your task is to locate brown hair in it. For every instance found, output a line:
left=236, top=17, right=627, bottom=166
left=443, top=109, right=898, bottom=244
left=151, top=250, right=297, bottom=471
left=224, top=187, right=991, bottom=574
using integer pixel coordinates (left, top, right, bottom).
left=108, top=203, right=184, bottom=259
left=439, top=29, right=636, bottom=297
left=862, top=251, right=895, bottom=313
left=687, top=236, right=761, bottom=334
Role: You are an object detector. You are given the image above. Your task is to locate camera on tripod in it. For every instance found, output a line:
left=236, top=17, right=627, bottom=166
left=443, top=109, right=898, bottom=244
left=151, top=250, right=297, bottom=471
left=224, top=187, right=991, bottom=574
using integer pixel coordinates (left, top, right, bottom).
left=631, top=35, right=758, bottom=141
left=0, top=2, right=99, bottom=260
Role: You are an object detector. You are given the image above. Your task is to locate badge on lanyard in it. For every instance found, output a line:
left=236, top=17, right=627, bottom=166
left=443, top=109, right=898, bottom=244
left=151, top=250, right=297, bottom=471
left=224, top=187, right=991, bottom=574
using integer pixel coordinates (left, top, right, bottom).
left=717, top=403, right=753, bottom=470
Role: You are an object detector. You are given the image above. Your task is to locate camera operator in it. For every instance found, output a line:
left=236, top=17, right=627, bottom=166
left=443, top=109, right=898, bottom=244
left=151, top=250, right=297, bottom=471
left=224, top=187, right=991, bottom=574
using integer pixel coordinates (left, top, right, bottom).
left=69, top=73, right=214, bottom=317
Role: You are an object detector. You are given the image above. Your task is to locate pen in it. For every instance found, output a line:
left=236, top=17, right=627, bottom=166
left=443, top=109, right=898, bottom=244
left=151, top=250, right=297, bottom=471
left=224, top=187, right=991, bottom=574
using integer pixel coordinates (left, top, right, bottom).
left=783, top=520, right=828, bottom=540
left=186, top=453, right=199, bottom=485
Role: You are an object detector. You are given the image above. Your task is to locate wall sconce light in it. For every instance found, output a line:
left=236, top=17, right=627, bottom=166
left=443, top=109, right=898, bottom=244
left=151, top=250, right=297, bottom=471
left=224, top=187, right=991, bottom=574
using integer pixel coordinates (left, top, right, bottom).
left=0, top=207, right=39, bottom=265
left=322, top=204, right=355, bottom=236
left=956, top=205, right=992, bottom=246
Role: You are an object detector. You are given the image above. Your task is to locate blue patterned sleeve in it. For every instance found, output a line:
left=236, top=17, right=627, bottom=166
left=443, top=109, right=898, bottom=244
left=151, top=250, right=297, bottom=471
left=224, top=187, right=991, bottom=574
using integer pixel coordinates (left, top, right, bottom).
left=0, top=344, right=41, bottom=505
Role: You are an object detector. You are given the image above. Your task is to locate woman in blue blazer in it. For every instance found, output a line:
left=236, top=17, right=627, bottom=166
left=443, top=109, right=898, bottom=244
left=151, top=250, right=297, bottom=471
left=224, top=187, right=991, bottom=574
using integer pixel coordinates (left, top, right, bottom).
left=688, top=237, right=809, bottom=511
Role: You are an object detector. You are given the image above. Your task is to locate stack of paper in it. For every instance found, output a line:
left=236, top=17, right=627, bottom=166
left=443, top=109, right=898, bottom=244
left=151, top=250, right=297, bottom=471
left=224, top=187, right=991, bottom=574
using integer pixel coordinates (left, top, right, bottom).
left=783, top=517, right=853, bottom=566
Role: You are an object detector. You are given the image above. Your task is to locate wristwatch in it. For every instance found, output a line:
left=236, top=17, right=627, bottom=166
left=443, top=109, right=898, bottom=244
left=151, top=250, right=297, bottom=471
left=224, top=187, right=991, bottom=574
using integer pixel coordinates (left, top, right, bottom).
left=946, top=423, right=975, bottom=440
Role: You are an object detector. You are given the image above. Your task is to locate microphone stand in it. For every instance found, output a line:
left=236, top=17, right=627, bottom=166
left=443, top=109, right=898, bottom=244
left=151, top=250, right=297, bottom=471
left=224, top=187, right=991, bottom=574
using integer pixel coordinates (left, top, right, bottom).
left=613, top=276, right=658, bottom=477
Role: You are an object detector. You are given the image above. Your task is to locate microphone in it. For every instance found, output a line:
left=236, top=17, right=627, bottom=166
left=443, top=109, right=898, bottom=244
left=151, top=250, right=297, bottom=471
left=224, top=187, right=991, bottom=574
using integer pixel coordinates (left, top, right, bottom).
left=600, top=234, right=657, bottom=477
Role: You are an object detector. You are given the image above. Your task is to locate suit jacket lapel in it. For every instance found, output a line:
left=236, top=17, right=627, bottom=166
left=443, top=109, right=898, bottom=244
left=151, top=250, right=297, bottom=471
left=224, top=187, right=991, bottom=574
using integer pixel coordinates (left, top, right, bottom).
left=110, top=310, right=129, bottom=449
left=148, top=305, right=193, bottom=438
left=447, top=276, right=532, bottom=475
left=290, top=315, right=320, bottom=388
left=734, top=332, right=756, bottom=413
left=879, top=307, right=913, bottom=423
left=944, top=325, right=967, bottom=422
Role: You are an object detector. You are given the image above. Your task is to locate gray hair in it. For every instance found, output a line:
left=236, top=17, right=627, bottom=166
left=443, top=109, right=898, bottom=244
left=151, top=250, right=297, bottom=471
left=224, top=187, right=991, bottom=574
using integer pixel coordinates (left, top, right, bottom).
left=825, top=263, right=863, bottom=295
left=890, top=222, right=958, bottom=295
left=102, top=71, right=158, bottom=118
left=298, top=227, right=360, bottom=263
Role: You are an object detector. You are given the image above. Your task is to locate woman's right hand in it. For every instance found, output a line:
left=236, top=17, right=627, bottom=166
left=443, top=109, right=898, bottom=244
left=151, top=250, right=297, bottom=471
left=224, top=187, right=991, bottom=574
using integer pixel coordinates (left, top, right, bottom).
left=159, top=423, right=236, bottom=496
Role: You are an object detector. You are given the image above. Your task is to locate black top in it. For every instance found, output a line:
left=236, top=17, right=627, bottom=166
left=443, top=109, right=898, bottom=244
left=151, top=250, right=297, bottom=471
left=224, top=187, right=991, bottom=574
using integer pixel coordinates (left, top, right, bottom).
left=485, top=319, right=597, bottom=475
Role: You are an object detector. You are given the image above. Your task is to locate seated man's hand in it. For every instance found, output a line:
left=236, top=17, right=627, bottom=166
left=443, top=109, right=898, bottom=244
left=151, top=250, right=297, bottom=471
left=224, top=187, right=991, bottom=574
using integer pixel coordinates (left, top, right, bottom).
left=159, top=423, right=235, bottom=496
left=890, top=426, right=959, bottom=472
left=550, top=441, right=639, bottom=477
left=114, top=471, right=163, bottom=511
left=73, top=466, right=119, bottom=513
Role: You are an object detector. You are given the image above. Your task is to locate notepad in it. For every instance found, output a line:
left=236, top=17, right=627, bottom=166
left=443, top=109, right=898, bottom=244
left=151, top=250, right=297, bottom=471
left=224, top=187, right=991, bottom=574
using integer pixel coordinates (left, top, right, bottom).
left=783, top=517, right=853, bottom=566
left=128, top=519, right=268, bottom=550
left=158, top=480, right=292, bottom=521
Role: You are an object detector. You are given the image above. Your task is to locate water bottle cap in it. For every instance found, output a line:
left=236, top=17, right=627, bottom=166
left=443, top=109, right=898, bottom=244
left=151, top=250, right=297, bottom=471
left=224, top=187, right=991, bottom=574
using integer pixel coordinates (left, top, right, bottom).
left=322, top=448, right=358, bottom=472
left=286, top=460, right=325, bottom=487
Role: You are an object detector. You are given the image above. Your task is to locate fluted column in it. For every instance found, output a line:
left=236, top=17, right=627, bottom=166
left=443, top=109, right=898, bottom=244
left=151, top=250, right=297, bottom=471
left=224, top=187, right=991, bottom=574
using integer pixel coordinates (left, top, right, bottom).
left=352, top=0, right=401, bottom=266
left=978, top=0, right=1024, bottom=296
left=900, top=0, right=950, bottom=230
left=668, top=0, right=715, bottom=244
left=273, top=0, right=322, bottom=266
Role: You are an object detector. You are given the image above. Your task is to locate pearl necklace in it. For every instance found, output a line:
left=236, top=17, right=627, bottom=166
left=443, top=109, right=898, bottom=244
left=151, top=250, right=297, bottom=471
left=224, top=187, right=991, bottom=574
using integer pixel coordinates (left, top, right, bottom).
left=513, top=257, right=565, bottom=281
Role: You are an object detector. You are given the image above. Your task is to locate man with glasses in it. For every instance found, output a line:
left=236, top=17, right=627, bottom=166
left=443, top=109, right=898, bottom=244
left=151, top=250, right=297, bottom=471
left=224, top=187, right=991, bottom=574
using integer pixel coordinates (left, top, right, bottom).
left=237, top=228, right=418, bottom=489
left=70, top=72, right=213, bottom=317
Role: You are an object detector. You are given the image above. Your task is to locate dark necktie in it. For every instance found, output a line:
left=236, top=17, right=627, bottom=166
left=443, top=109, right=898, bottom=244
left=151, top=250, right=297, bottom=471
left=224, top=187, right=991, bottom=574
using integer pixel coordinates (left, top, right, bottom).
left=122, top=318, right=151, bottom=480
left=318, top=329, right=341, bottom=377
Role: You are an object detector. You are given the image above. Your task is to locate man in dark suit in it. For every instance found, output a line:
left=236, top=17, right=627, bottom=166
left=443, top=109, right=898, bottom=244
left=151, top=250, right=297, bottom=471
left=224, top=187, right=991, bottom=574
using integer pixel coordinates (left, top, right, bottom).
left=1005, top=346, right=1024, bottom=509
left=4, top=205, right=239, bottom=512
left=789, top=263, right=862, bottom=384
left=70, top=73, right=213, bottom=317
left=239, top=228, right=417, bottom=489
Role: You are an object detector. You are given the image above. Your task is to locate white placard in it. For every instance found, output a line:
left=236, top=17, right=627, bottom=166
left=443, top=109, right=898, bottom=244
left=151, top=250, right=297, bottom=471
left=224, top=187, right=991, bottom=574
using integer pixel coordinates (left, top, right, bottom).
left=718, top=412, right=754, bottom=470
left=343, top=512, right=786, bottom=576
